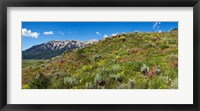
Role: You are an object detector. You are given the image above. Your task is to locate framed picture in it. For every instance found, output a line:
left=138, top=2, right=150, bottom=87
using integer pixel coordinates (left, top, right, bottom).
left=0, top=0, right=200, bottom=110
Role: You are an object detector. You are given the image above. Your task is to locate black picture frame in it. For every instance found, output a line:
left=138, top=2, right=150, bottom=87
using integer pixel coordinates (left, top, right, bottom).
left=0, top=0, right=200, bottom=111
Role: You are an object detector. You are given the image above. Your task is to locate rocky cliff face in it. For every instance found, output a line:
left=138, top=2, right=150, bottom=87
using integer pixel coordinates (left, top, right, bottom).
left=22, top=39, right=98, bottom=59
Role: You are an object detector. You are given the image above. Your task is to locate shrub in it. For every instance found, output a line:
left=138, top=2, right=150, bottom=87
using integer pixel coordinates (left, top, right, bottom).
left=141, top=64, right=149, bottom=76
left=170, top=54, right=178, bottom=67
left=128, top=79, right=135, bottom=88
left=101, top=67, right=110, bottom=75
left=75, top=48, right=84, bottom=59
left=49, top=77, right=64, bottom=89
left=120, top=36, right=126, bottom=42
left=117, top=83, right=128, bottom=89
left=97, top=60, right=107, bottom=66
left=129, top=48, right=140, bottom=53
left=85, top=82, right=94, bottom=89
left=110, top=74, right=123, bottom=82
left=147, top=76, right=168, bottom=89
left=46, top=73, right=70, bottom=89
left=171, top=78, right=178, bottom=89
left=38, top=60, right=44, bottom=64
left=170, top=54, right=178, bottom=61
left=82, top=65, right=94, bottom=71
left=115, top=55, right=121, bottom=60
left=29, top=73, right=50, bottom=89
left=147, top=43, right=156, bottom=48
left=22, top=84, right=30, bottom=89
left=93, top=55, right=102, bottom=62
left=64, top=77, right=78, bottom=88
left=160, top=44, right=169, bottom=49
left=94, top=74, right=106, bottom=87
left=112, top=64, right=121, bottom=73
left=151, top=37, right=158, bottom=41
left=84, top=58, right=91, bottom=64
left=168, top=38, right=177, bottom=44
left=134, top=77, right=149, bottom=89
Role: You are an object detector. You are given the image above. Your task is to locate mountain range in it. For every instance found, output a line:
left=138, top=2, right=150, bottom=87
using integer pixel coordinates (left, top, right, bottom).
left=22, top=39, right=98, bottom=59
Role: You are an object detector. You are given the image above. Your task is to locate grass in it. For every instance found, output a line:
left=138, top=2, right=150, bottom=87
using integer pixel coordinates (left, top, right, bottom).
left=22, top=30, right=178, bottom=89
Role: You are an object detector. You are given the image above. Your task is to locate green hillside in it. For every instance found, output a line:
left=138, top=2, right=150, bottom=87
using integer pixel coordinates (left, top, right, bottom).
left=22, top=30, right=178, bottom=89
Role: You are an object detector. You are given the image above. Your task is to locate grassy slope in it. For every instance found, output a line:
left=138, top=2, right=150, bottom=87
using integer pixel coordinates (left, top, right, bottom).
left=22, top=31, right=178, bottom=89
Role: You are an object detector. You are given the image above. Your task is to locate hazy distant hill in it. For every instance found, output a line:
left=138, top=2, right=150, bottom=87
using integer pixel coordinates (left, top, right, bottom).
left=22, top=39, right=98, bottom=59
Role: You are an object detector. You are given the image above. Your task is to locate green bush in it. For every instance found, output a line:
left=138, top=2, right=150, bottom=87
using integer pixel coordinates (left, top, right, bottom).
left=85, top=82, right=94, bottom=89
left=112, top=64, right=121, bottom=73
left=22, top=84, right=30, bottom=89
left=171, top=78, right=178, bottom=89
left=128, top=79, right=135, bottom=88
left=117, top=83, right=129, bottom=89
left=94, top=74, right=106, bottom=88
left=141, top=64, right=149, bottom=75
left=110, top=74, right=123, bottom=82
left=93, top=55, right=102, bottom=62
left=160, top=44, right=169, bottom=49
left=147, top=43, right=156, bottom=48
left=29, top=73, right=50, bottom=89
left=82, top=65, right=94, bottom=71
left=64, top=77, right=78, bottom=88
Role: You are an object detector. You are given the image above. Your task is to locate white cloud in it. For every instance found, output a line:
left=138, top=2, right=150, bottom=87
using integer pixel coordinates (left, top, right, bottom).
left=153, top=22, right=161, bottom=29
left=158, top=30, right=162, bottom=33
left=58, top=31, right=64, bottom=35
left=103, top=34, right=108, bottom=38
left=96, top=32, right=101, bottom=35
left=111, top=33, right=117, bottom=36
left=134, top=30, right=140, bottom=32
left=103, top=33, right=118, bottom=38
left=44, top=31, right=54, bottom=35
left=22, top=28, right=40, bottom=38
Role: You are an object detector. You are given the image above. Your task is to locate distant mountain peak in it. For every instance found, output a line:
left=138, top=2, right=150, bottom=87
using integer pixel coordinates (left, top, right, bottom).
left=22, top=39, right=98, bottom=59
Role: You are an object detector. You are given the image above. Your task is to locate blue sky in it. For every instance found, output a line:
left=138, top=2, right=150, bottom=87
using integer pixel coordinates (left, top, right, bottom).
left=22, top=22, right=178, bottom=50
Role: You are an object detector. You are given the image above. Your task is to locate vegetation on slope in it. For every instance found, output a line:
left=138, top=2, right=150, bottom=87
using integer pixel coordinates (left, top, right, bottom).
left=22, top=30, right=178, bottom=89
